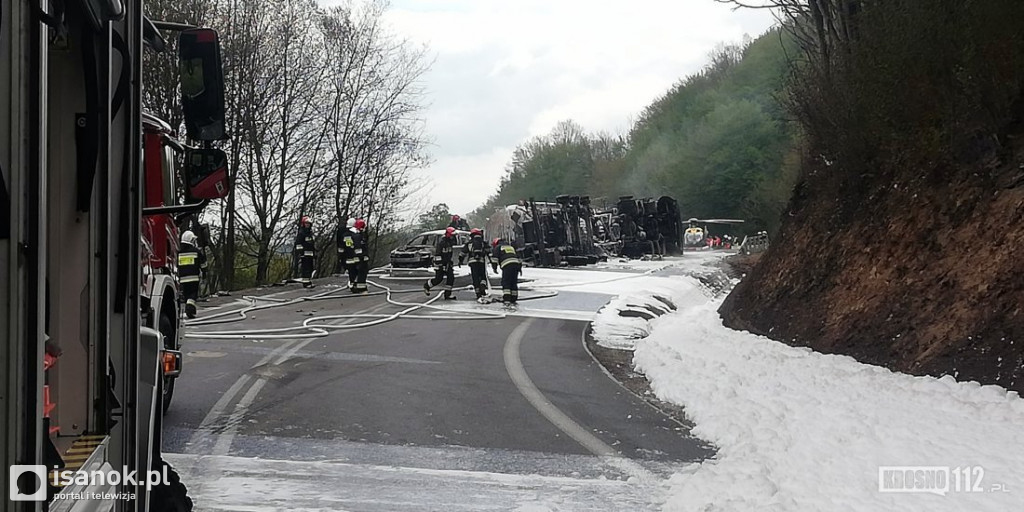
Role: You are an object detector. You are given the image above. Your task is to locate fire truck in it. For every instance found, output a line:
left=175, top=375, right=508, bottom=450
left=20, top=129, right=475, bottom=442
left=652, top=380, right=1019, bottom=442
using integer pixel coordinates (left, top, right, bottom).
left=2, top=2, right=229, bottom=510
left=141, top=112, right=206, bottom=416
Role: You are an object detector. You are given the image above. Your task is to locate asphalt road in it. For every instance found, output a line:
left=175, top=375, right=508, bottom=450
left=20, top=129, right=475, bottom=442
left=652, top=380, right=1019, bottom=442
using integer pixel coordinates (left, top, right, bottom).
left=163, top=270, right=713, bottom=511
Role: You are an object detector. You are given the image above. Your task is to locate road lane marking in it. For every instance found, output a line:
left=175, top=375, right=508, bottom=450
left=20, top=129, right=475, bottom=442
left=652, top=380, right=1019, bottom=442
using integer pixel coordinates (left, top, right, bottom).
left=185, top=300, right=393, bottom=458
left=503, top=318, right=656, bottom=483
left=185, top=338, right=303, bottom=454
left=205, top=301, right=394, bottom=459
left=273, top=301, right=394, bottom=366
left=181, top=299, right=393, bottom=494
left=212, top=376, right=268, bottom=456
left=192, top=345, right=441, bottom=364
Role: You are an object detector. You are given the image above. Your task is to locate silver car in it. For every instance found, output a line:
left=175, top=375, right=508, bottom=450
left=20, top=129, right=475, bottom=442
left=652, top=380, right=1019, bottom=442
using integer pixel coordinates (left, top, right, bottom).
left=390, top=229, right=471, bottom=268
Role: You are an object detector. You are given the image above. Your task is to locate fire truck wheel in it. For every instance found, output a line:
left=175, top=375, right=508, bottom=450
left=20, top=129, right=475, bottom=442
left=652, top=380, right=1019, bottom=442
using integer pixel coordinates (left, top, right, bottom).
left=159, top=313, right=176, bottom=415
left=150, top=458, right=193, bottom=512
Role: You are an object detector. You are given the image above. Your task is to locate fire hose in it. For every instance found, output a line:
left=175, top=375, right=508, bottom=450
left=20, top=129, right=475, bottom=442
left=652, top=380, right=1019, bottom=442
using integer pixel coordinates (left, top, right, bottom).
left=183, top=269, right=559, bottom=340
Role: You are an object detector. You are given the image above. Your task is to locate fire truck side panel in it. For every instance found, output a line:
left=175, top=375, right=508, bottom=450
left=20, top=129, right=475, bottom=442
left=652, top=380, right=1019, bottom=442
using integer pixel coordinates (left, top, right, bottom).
left=46, top=21, right=96, bottom=443
left=1, top=0, right=48, bottom=502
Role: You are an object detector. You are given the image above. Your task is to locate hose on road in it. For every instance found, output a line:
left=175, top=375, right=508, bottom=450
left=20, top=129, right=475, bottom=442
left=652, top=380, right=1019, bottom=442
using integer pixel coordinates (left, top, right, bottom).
left=183, top=269, right=558, bottom=340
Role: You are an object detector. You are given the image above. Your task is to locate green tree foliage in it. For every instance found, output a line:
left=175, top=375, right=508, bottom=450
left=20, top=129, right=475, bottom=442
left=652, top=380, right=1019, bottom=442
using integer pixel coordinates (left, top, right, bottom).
left=473, top=122, right=625, bottom=219
left=474, top=29, right=801, bottom=233
left=416, top=203, right=454, bottom=231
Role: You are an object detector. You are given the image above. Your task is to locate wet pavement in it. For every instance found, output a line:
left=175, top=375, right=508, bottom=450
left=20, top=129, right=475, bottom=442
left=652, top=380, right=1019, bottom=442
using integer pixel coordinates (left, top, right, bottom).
left=163, top=267, right=713, bottom=511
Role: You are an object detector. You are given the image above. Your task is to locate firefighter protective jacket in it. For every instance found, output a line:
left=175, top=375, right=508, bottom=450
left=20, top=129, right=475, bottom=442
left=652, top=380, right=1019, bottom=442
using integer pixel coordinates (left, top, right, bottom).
left=342, top=228, right=369, bottom=265
left=434, top=236, right=456, bottom=267
left=178, top=241, right=207, bottom=283
left=459, top=235, right=491, bottom=265
left=295, top=226, right=315, bottom=257
left=491, top=242, right=521, bottom=272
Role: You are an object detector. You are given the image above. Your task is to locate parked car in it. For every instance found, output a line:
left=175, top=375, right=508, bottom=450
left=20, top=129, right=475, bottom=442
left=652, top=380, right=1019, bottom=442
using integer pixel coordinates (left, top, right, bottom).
left=390, top=229, right=471, bottom=268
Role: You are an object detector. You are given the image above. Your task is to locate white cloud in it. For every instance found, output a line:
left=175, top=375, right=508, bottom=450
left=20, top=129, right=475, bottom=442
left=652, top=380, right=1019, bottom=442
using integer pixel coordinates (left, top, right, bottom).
left=327, top=0, right=778, bottom=219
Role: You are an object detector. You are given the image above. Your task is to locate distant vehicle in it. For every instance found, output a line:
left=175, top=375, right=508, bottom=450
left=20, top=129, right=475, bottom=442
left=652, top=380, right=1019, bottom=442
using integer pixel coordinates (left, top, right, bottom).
left=390, top=229, right=472, bottom=268
left=683, top=218, right=745, bottom=248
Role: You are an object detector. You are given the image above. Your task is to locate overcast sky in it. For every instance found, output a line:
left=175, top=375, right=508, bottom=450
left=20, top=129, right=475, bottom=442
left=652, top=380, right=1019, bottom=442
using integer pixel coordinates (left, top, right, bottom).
left=330, top=1, right=778, bottom=217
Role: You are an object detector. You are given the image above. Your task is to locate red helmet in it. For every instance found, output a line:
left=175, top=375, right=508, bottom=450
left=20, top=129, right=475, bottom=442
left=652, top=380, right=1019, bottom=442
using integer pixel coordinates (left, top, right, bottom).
left=354, top=218, right=366, bottom=230
left=492, top=237, right=501, bottom=247
left=452, top=214, right=460, bottom=222
left=470, top=228, right=482, bottom=236
left=444, top=227, right=455, bottom=237
left=300, top=216, right=311, bottom=226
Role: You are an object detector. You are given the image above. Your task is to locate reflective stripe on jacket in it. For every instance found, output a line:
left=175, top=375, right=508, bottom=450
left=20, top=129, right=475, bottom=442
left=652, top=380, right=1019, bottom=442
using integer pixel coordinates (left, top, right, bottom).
left=434, top=237, right=455, bottom=266
left=492, top=243, right=521, bottom=268
left=460, top=236, right=491, bottom=264
left=179, top=242, right=206, bottom=282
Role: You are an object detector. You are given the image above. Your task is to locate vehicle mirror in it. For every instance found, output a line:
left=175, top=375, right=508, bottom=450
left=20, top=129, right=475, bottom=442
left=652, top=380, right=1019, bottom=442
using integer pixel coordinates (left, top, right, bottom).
left=178, top=28, right=225, bottom=141
left=184, top=148, right=230, bottom=200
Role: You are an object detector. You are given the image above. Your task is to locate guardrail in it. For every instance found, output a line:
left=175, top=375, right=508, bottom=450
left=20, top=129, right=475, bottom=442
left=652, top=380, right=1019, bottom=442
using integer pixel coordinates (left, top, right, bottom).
left=739, top=233, right=770, bottom=255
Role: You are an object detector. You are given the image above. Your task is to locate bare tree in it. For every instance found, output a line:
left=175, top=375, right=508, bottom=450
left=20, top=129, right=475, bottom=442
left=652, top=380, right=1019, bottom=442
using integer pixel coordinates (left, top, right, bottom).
left=144, top=0, right=433, bottom=289
left=312, top=0, right=431, bottom=269
left=228, top=0, right=329, bottom=284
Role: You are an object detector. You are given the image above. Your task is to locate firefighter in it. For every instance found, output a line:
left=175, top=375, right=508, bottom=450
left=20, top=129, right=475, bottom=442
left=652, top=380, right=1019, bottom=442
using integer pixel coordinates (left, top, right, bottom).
left=179, top=230, right=207, bottom=319
left=458, top=228, right=491, bottom=301
left=295, top=216, right=316, bottom=288
left=491, top=237, right=522, bottom=307
left=341, top=218, right=369, bottom=293
left=352, top=218, right=370, bottom=293
left=448, top=214, right=470, bottom=231
left=424, top=226, right=457, bottom=300
left=336, top=218, right=355, bottom=275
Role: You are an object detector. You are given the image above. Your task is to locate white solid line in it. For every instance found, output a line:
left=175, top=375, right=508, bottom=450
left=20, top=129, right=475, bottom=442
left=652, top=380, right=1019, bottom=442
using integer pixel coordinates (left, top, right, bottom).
left=504, top=319, right=615, bottom=457
left=502, top=319, right=656, bottom=483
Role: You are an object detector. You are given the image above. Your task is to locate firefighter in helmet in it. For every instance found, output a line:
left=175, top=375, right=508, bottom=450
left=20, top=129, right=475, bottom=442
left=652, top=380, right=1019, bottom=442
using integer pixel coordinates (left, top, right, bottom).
left=342, top=218, right=370, bottom=293
left=424, top=226, right=457, bottom=299
left=295, top=216, right=316, bottom=288
left=491, top=237, right=522, bottom=307
left=179, top=230, right=207, bottom=318
left=458, top=228, right=492, bottom=300
left=448, top=214, right=470, bottom=231
left=336, top=218, right=356, bottom=275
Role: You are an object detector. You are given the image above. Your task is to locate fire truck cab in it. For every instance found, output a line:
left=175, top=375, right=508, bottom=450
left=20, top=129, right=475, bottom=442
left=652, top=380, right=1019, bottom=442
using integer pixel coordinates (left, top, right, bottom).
left=141, top=113, right=186, bottom=415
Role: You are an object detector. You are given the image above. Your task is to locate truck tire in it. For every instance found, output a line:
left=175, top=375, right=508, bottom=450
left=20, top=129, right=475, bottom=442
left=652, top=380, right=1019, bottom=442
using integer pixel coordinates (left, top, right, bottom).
left=159, top=313, right=176, bottom=415
left=149, top=458, right=193, bottom=512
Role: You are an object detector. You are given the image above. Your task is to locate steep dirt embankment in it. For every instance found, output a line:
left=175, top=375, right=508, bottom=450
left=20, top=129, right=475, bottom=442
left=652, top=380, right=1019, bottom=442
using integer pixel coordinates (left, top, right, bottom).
left=720, top=126, right=1024, bottom=392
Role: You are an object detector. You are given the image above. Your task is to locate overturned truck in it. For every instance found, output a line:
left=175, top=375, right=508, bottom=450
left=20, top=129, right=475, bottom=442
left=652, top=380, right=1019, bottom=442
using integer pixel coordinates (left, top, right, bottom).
left=604, top=195, right=684, bottom=259
left=485, top=194, right=683, bottom=267
left=486, top=195, right=603, bottom=267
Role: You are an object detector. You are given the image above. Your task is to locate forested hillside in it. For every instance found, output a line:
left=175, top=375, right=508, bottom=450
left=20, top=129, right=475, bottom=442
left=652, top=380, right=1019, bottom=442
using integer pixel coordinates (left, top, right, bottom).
left=473, top=28, right=799, bottom=233
left=720, top=0, right=1024, bottom=392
